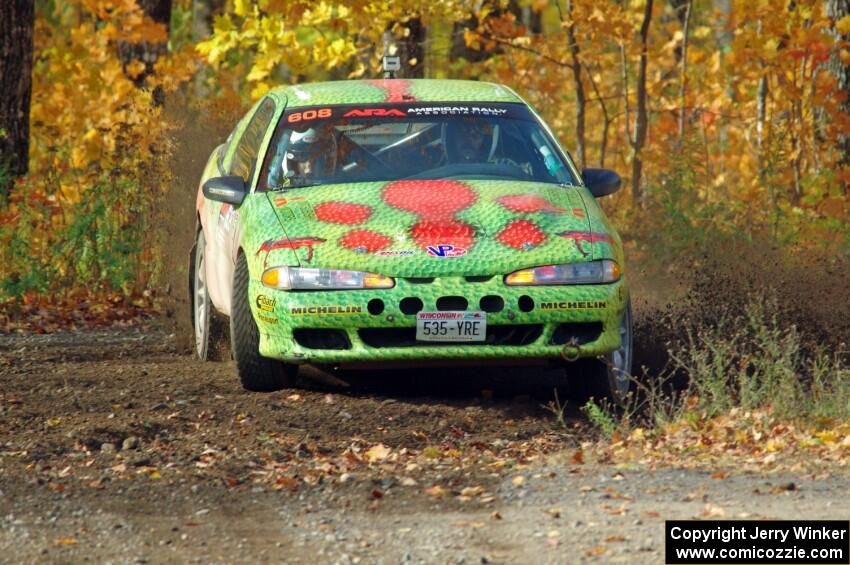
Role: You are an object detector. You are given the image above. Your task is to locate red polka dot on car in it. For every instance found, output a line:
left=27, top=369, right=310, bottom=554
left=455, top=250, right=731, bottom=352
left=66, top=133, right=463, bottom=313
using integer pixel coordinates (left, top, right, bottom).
left=496, top=219, right=547, bottom=250
left=314, top=201, right=373, bottom=225
left=497, top=194, right=565, bottom=214
left=339, top=230, right=393, bottom=253
left=382, top=180, right=477, bottom=221
left=410, top=220, right=476, bottom=249
left=366, top=79, right=415, bottom=102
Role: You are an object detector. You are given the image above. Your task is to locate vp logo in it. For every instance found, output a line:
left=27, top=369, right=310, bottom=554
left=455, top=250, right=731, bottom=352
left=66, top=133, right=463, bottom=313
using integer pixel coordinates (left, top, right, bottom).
left=426, top=244, right=467, bottom=258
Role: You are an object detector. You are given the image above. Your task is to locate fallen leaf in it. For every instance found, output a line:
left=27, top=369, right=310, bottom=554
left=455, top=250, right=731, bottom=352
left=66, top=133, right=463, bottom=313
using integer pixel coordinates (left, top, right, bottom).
left=710, top=471, right=728, bottom=479
left=365, top=444, right=391, bottom=463
left=451, top=520, right=486, bottom=528
left=701, top=503, right=726, bottom=518
left=545, top=508, right=561, bottom=519
left=490, top=511, right=502, bottom=520
left=55, top=537, right=77, bottom=545
left=424, top=485, right=447, bottom=498
left=371, top=489, right=383, bottom=499
left=286, top=394, right=302, bottom=401
left=512, top=476, right=525, bottom=486
left=460, top=486, right=484, bottom=497
left=274, top=476, right=299, bottom=492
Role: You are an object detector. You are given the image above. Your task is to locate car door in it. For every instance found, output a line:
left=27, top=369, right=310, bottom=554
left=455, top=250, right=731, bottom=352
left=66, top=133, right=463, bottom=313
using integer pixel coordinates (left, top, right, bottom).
left=205, top=97, right=278, bottom=316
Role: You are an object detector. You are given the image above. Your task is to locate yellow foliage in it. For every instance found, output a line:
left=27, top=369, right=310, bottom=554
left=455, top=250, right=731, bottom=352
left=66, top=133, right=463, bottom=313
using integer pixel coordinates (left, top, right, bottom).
left=1, top=0, right=196, bottom=299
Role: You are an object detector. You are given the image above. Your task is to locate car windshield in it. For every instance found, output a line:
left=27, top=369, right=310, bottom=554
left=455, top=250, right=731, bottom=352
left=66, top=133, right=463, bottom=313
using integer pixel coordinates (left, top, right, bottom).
left=259, top=103, right=577, bottom=190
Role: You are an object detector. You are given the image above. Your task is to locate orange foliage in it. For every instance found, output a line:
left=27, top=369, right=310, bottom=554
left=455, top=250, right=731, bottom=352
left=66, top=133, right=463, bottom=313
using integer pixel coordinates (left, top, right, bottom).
left=458, top=0, right=849, bottom=244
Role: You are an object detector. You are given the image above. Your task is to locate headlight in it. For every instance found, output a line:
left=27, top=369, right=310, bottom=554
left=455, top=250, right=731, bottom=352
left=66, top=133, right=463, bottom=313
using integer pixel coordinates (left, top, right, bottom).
left=261, top=266, right=394, bottom=290
left=504, top=260, right=621, bottom=286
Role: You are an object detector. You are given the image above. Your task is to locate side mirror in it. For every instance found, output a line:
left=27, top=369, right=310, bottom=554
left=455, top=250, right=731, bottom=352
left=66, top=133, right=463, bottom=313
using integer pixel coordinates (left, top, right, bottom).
left=582, top=168, right=621, bottom=198
left=202, top=176, right=247, bottom=206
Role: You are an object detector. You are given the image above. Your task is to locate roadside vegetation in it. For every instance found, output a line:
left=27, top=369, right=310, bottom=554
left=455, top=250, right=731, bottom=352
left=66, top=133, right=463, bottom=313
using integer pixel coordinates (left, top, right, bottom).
left=1, top=1, right=849, bottom=462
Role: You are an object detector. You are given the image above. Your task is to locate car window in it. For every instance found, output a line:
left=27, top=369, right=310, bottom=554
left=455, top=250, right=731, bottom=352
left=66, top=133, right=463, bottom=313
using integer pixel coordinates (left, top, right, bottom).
left=258, top=103, right=578, bottom=190
left=217, top=129, right=237, bottom=174
left=229, top=98, right=276, bottom=183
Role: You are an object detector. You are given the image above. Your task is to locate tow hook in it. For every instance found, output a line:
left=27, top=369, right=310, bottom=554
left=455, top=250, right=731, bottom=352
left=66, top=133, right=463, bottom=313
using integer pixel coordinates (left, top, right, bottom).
left=560, top=338, right=581, bottom=362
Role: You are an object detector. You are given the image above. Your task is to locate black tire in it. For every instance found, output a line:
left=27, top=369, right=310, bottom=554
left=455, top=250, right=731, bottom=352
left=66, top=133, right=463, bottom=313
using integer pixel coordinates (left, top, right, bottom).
left=230, top=251, right=296, bottom=392
left=569, top=301, right=633, bottom=404
left=191, top=229, right=230, bottom=361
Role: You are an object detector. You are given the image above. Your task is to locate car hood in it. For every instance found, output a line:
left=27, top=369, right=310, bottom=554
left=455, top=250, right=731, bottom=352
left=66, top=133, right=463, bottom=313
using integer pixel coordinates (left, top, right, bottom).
left=263, top=179, right=615, bottom=278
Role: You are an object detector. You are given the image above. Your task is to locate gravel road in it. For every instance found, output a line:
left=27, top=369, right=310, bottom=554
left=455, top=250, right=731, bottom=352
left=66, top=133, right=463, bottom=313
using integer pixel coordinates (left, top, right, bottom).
left=2, top=328, right=847, bottom=564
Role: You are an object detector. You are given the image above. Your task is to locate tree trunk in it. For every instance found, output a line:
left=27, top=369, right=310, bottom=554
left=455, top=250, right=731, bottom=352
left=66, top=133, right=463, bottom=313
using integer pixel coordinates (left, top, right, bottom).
left=0, top=0, right=34, bottom=194
left=565, top=0, right=586, bottom=168
left=827, top=0, right=850, bottom=193
left=631, top=0, right=654, bottom=206
left=676, top=0, right=692, bottom=140
left=509, top=0, right=543, bottom=34
left=585, top=63, right=611, bottom=167
left=192, top=0, right=225, bottom=41
left=118, top=0, right=172, bottom=103
left=399, top=18, right=426, bottom=78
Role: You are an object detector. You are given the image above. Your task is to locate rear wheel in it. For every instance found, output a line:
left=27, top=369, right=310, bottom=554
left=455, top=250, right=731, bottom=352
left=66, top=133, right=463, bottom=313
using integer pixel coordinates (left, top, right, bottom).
left=230, top=251, right=297, bottom=392
left=570, top=301, right=633, bottom=404
left=191, top=229, right=229, bottom=360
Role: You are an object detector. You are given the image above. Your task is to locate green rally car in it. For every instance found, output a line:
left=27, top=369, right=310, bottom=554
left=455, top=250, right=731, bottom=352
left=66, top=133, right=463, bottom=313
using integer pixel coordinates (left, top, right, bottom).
left=191, top=78, right=632, bottom=399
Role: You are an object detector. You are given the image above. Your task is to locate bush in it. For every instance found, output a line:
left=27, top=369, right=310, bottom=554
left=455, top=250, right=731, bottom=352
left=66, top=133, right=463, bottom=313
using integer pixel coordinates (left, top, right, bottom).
left=582, top=294, right=850, bottom=437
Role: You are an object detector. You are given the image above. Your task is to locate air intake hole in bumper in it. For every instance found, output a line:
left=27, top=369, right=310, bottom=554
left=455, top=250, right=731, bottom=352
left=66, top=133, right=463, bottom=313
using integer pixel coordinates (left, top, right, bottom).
left=436, top=296, right=468, bottom=311
left=550, top=322, right=603, bottom=346
left=293, top=329, right=351, bottom=350
left=367, top=298, right=384, bottom=315
left=518, top=295, right=534, bottom=312
left=400, top=297, right=424, bottom=315
left=479, top=295, right=504, bottom=313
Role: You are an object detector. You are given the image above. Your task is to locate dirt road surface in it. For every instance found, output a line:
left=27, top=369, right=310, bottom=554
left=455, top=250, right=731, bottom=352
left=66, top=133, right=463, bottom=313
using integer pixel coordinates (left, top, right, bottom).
left=2, top=328, right=847, bottom=564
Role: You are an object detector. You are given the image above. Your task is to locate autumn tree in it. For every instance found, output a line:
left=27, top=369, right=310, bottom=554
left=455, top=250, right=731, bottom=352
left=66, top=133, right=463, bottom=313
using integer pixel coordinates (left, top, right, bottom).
left=627, top=0, right=654, bottom=205
left=0, top=0, right=35, bottom=195
left=191, top=0, right=226, bottom=41
left=827, top=0, right=850, bottom=192
left=564, top=0, right=587, bottom=168
left=396, top=18, right=427, bottom=78
left=118, top=0, right=172, bottom=102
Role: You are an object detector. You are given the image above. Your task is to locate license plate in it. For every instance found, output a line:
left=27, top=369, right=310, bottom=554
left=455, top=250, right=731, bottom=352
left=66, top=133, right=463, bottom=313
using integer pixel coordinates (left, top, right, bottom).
left=415, top=311, right=487, bottom=342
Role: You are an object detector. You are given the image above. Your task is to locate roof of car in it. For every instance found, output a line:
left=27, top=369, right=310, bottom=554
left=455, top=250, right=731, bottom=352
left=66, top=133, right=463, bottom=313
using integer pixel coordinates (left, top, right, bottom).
left=270, top=79, right=525, bottom=109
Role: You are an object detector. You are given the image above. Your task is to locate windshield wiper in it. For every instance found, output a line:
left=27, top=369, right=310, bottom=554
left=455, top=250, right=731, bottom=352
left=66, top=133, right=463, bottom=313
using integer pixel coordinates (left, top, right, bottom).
left=268, top=181, right=321, bottom=191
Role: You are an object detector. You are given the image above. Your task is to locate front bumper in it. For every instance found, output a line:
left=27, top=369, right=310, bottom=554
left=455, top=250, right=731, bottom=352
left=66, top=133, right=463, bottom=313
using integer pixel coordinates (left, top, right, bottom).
left=251, top=275, right=628, bottom=364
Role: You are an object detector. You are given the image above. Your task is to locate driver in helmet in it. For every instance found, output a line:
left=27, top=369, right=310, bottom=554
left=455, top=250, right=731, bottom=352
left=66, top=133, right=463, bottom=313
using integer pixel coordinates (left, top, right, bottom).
left=281, top=126, right=338, bottom=185
left=445, top=120, right=494, bottom=163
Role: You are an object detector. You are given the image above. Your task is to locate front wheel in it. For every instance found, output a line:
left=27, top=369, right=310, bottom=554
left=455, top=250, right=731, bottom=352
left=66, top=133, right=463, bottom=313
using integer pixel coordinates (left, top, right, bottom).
left=230, top=251, right=297, bottom=392
left=569, top=301, right=633, bottom=404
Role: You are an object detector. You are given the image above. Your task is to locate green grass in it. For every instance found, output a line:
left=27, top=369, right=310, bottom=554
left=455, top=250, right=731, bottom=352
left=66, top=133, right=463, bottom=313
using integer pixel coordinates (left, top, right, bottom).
left=581, top=296, right=850, bottom=437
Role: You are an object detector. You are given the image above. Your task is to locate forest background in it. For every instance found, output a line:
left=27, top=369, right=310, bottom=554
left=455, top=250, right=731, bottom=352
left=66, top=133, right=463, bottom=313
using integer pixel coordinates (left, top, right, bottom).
left=1, top=0, right=849, bottom=331
left=2, top=0, right=850, bottom=453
